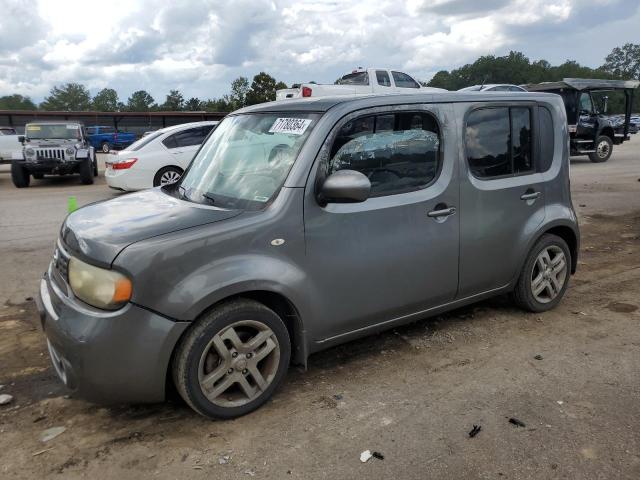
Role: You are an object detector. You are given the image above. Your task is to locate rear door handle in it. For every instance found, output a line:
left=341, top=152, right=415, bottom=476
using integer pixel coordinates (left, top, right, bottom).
left=520, top=191, right=541, bottom=201
left=427, top=206, right=457, bottom=218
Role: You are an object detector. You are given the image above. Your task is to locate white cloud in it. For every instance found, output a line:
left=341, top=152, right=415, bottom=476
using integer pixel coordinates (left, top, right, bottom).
left=0, top=0, right=638, bottom=103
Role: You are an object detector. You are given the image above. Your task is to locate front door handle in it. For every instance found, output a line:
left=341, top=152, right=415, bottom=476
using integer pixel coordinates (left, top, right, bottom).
left=427, top=205, right=457, bottom=218
left=520, top=191, right=541, bottom=201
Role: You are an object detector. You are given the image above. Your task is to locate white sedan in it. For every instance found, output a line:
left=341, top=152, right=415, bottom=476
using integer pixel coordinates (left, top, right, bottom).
left=105, top=121, right=218, bottom=191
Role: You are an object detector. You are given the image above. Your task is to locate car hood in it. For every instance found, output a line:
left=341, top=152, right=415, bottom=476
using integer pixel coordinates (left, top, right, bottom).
left=61, top=188, right=242, bottom=266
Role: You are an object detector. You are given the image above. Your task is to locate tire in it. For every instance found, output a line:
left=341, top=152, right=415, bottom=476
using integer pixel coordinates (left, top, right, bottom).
left=11, top=162, right=30, bottom=188
left=588, top=135, right=613, bottom=163
left=153, top=166, right=183, bottom=187
left=32, top=173, right=44, bottom=180
left=512, top=234, right=571, bottom=313
left=172, top=299, right=291, bottom=419
left=78, top=157, right=94, bottom=185
left=93, top=153, right=98, bottom=177
left=101, top=142, right=111, bottom=153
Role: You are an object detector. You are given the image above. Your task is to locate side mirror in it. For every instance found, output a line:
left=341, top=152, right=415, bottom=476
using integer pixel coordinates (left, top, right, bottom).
left=319, top=169, right=371, bottom=205
left=602, top=96, right=608, bottom=114
left=18, top=135, right=25, bottom=143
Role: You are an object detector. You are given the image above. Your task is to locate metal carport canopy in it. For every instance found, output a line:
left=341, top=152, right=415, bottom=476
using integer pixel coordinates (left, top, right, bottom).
left=524, top=78, right=640, bottom=92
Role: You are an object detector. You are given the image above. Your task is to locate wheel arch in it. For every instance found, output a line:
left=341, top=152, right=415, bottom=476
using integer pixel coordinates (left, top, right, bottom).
left=599, top=126, right=615, bottom=142
left=154, top=165, right=184, bottom=186
left=173, top=289, right=307, bottom=368
left=532, top=222, right=579, bottom=274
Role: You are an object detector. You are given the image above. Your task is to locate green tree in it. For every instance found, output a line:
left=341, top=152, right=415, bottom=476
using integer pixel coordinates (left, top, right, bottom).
left=126, top=90, right=156, bottom=111
left=602, top=43, right=640, bottom=79
left=0, top=94, right=37, bottom=110
left=229, top=76, right=250, bottom=110
left=161, top=89, right=185, bottom=111
left=92, top=88, right=120, bottom=111
left=185, top=97, right=203, bottom=111
left=246, top=72, right=280, bottom=105
left=40, top=83, right=92, bottom=111
left=202, top=97, right=232, bottom=112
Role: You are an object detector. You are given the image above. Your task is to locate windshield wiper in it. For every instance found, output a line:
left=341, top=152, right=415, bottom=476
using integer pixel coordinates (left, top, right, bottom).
left=202, top=192, right=216, bottom=204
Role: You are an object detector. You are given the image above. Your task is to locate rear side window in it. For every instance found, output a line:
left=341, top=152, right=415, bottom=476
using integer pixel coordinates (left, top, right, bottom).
left=163, top=126, right=209, bottom=149
left=538, top=106, right=554, bottom=172
left=328, top=111, right=440, bottom=197
left=392, top=71, right=420, bottom=89
left=465, top=107, right=533, bottom=178
left=86, top=127, right=96, bottom=135
left=376, top=70, right=391, bottom=87
left=337, top=72, right=369, bottom=85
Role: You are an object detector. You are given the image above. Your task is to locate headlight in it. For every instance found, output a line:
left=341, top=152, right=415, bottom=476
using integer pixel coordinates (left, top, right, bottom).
left=65, top=147, right=75, bottom=156
left=68, top=257, right=132, bottom=310
left=25, top=148, right=35, bottom=157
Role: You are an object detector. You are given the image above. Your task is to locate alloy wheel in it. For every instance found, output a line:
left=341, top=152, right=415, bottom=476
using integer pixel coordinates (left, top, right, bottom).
left=596, top=140, right=610, bottom=159
left=530, top=245, right=567, bottom=303
left=160, top=170, right=181, bottom=185
left=197, top=320, right=280, bottom=408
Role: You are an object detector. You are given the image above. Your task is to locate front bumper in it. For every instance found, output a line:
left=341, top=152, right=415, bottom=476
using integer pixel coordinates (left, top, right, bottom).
left=36, top=270, right=189, bottom=404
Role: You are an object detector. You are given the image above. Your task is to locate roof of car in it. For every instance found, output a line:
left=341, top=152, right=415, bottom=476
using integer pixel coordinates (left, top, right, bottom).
left=236, top=91, right=563, bottom=114
left=524, top=78, right=640, bottom=92
left=155, top=120, right=219, bottom=134
left=25, top=120, right=84, bottom=125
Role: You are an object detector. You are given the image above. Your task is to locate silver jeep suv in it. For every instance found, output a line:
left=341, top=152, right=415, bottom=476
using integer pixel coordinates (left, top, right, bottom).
left=12, top=121, right=97, bottom=187
left=37, top=92, right=579, bottom=419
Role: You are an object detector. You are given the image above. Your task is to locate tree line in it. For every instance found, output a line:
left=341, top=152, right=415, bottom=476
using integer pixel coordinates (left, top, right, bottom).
left=0, top=43, right=638, bottom=113
left=0, top=71, right=287, bottom=113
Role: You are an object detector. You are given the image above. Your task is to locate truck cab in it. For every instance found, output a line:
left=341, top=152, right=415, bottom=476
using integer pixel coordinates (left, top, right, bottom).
left=276, top=68, right=447, bottom=100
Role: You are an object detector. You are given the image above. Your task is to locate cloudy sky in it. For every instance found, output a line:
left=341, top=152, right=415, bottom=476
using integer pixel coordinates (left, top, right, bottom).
left=0, top=0, right=638, bottom=103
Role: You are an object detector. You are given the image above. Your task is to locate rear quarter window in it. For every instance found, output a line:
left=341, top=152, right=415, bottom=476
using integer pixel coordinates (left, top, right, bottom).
left=538, top=106, right=555, bottom=172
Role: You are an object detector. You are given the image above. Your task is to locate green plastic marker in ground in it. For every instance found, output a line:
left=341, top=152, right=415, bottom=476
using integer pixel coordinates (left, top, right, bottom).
left=68, top=196, right=78, bottom=213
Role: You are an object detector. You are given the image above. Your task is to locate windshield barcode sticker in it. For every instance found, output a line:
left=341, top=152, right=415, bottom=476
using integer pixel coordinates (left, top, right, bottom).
left=269, top=118, right=312, bottom=135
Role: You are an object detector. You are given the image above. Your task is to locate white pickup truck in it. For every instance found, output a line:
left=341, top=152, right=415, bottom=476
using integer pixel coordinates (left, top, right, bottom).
left=0, top=127, right=21, bottom=164
left=276, top=68, right=447, bottom=101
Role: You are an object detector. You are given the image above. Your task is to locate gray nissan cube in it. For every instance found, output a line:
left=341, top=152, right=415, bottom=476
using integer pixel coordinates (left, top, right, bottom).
left=37, top=92, right=579, bottom=419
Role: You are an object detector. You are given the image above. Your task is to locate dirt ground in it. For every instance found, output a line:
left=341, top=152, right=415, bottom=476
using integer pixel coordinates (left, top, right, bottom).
left=0, top=139, right=639, bottom=479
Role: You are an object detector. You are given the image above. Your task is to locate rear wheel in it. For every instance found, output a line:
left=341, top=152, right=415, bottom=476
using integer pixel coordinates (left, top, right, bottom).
left=101, top=141, right=111, bottom=153
left=588, top=135, right=613, bottom=163
left=79, top=158, right=94, bottom=185
left=11, top=162, right=30, bottom=188
left=153, top=166, right=183, bottom=187
left=512, top=234, right=571, bottom=312
left=172, top=299, right=291, bottom=419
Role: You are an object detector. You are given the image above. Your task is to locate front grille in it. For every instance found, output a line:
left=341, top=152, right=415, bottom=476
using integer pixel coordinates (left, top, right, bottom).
left=36, top=148, right=66, bottom=161
left=50, top=243, right=71, bottom=292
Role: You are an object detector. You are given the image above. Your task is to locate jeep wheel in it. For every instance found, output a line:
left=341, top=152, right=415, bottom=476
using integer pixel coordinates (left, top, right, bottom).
left=588, top=135, right=613, bottom=163
left=172, top=299, right=291, bottom=419
left=79, top=158, right=94, bottom=185
left=92, top=154, right=98, bottom=177
left=101, top=142, right=111, bottom=153
left=32, top=173, right=44, bottom=180
left=11, top=162, right=30, bottom=188
left=153, top=166, right=183, bottom=187
left=512, top=234, right=571, bottom=313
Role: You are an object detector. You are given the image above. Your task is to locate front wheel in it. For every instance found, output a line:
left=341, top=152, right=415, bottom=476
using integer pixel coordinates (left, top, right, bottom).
left=588, top=135, right=613, bottom=163
left=78, top=158, right=94, bottom=185
left=172, top=299, right=291, bottom=419
left=512, top=234, right=571, bottom=313
left=11, top=162, right=30, bottom=188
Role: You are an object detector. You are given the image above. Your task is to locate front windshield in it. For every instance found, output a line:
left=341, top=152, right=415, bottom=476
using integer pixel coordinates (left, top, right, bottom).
left=178, top=112, right=319, bottom=210
left=26, top=123, right=81, bottom=140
